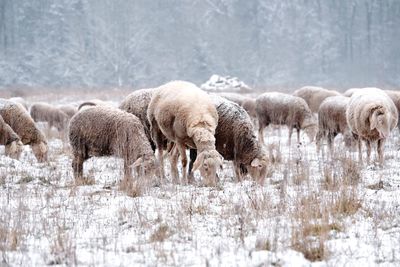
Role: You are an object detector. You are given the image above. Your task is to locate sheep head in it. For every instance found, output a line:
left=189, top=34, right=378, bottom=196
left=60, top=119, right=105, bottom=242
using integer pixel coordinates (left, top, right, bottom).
left=5, top=140, right=24, bottom=159
left=192, top=149, right=223, bottom=186
left=302, top=115, right=318, bottom=142
left=370, top=107, right=390, bottom=139
left=31, top=141, right=48, bottom=162
left=132, top=155, right=156, bottom=179
left=248, top=155, right=268, bottom=184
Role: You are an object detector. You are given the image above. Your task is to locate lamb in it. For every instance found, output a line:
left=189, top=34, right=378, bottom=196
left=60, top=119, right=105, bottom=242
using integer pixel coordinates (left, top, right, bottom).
left=316, top=96, right=354, bottom=154
left=147, top=81, right=223, bottom=186
left=59, top=104, right=78, bottom=118
left=255, top=92, right=318, bottom=145
left=69, top=106, right=156, bottom=183
left=346, top=87, right=398, bottom=165
left=0, top=115, right=23, bottom=159
left=9, top=97, right=29, bottom=111
left=293, top=86, right=341, bottom=113
left=241, top=98, right=257, bottom=119
left=0, top=99, right=48, bottom=162
left=119, top=88, right=157, bottom=151
left=188, top=95, right=268, bottom=184
left=30, top=103, right=70, bottom=132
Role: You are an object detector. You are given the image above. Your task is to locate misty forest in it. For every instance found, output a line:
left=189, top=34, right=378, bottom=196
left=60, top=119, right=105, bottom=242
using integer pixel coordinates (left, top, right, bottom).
left=1, top=0, right=400, bottom=89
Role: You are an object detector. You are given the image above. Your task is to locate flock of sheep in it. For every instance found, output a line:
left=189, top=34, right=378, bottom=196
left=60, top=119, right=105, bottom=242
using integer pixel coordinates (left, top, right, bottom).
left=1, top=82, right=399, bottom=189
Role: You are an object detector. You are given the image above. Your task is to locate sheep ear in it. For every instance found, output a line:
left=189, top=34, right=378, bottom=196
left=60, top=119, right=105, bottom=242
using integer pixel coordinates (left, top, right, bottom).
left=192, top=153, right=205, bottom=171
left=132, top=157, right=144, bottom=168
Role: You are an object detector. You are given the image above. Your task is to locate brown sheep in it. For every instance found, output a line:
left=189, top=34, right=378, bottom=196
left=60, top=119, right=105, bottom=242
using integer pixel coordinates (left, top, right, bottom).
left=346, top=88, right=398, bottom=165
left=147, top=81, right=223, bottom=186
left=188, top=95, right=268, bottom=184
left=293, top=86, right=341, bottom=113
left=0, top=115, right=23, bottom=159
left=215, top=92, right=257, bottom=119
left=119, top=88, right=157, bottom=151
left=69, top=106, right=156, bottom=182
left=30, top=103, right=69, bottom=132
left=316, top=96, right=354, bottom=154
left=0, top=99, right=48, bottom=162
left=256, top=92, right=317, bottom=145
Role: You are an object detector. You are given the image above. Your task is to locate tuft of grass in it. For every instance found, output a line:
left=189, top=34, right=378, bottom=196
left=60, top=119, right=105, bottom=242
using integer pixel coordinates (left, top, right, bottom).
left=150, top=224, right=172, bottom=243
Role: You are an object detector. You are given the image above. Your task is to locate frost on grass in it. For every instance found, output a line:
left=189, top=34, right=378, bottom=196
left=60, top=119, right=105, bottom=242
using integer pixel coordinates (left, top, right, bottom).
left=0, top=104, right=400, bottom=266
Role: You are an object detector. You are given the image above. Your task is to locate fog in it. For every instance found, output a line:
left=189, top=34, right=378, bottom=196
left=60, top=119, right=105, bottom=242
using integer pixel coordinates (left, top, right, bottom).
left=0, top=0, right=399, bottom=89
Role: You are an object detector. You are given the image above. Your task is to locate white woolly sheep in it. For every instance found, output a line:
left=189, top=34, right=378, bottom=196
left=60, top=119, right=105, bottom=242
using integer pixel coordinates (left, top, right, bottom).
left=256, top=92, right=318, bottom=145
left=346, top=87, right=398, bottom=165
left=293, top=86, right=341, bottom=113
left=147, top=81, right=223, bottom=186
left=0, top=99, right=48, bottom=162
left=69, top=106, right=156, bottom=183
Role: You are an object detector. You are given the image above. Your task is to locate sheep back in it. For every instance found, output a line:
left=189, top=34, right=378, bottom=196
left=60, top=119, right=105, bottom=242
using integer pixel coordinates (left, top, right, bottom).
left=293, top=86, right=340, bottom=112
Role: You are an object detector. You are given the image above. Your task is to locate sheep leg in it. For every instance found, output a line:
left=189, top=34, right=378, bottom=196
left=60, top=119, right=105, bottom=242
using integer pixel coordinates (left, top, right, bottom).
left=170, top=144, right=180, bottom=184
left=72, top=154, right=84, bottom=182
left=315, top=130, right=323, bottom=154
left=177, top=144, right=188, bottom=185
left=296, top=128, right=300, bottom=144
left=258, top=123, right=265, bottom=145
left=327, top=133, right=334, bottom=156
left=188, top=149, right=197, bottom=183
left=123, top=160, right=133, bottom=181
left=234, top=162, right=243, bottom=182
left=288, top=127, right=293, bottom=146
left=358, top=139, right=363, bottom=164
left=366, top=140, right=371, bottom=164
left=150, top=119, right=166, bottom=180
left=377, top=139, right=385, bottom=165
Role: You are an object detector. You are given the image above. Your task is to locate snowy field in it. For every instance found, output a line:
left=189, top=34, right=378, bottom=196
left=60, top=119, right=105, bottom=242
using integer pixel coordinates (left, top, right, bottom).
left=1, top=96, right=400, bottom=266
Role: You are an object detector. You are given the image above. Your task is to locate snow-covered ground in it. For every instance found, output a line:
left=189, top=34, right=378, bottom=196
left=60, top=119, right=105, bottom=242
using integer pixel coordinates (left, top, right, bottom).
left=1, top=98, right=400, bottom=266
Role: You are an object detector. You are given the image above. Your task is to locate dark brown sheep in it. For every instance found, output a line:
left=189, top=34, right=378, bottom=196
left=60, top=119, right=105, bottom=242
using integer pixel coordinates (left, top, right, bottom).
left=0, top=99, right=48, bottom=162
left=188, top=95, right=268, bottom=184
left=69, top=106, right=156, bottom=182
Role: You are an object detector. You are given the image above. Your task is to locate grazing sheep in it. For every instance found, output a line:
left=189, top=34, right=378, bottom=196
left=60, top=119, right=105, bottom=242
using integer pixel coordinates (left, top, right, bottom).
left=148, top=81, right=223, bottom=186
left=59, top=104, right=78, bottom=118
left=119, top=88, right=157, bottom=151
left=256, top=92, right=318, bottom=145
left=188, top=95, right=268, bottom=184
left=384, top=90, right=400, bottom=131
left=69, top=106, right=156, bottom=182
left=343, top=88, right=362, bottom=97
left=293, top=86, right=340, bottom=113
left=0, top=99, right=48, bottom=162
left=346, top=88, right=398, bottom=165
left=30, top=103, right=69, bottom=132
left=9, top=97, right=29, bottom=111
left=316, top=96, right=354, bottom=154
left=0, top=115, right=23, bottom=159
